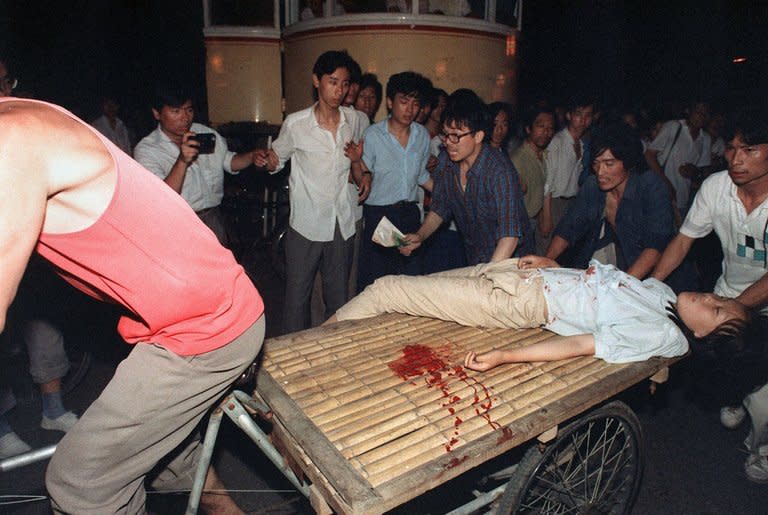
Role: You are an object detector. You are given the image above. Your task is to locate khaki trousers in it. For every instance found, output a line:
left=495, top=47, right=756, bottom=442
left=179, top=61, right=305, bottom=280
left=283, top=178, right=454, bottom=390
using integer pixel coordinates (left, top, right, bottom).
left=336, top=259, right=547, bottom=329
left=46, top=317, right=265, bottom=515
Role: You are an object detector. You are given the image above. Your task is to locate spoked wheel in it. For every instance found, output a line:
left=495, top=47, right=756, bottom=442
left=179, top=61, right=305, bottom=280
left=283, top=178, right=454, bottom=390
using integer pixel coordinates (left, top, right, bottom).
left=496, top=401, right=643, bottom=514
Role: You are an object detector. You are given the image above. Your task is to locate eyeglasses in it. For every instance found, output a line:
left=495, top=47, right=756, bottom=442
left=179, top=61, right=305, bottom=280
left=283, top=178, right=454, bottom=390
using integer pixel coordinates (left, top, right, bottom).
left=441, top=130, right=475, bottom=144
left=0, top=76, right=18, bottom=90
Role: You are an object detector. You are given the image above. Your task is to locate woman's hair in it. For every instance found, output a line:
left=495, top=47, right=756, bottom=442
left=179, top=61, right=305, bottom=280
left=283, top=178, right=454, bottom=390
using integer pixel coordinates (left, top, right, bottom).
left=666, top=302, right=752, bottom=353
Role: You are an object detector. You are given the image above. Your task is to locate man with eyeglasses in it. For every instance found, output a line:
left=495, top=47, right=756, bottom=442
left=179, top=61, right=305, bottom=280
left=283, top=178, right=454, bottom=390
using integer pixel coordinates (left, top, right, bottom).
left=400, top=89, right=531, bottom=265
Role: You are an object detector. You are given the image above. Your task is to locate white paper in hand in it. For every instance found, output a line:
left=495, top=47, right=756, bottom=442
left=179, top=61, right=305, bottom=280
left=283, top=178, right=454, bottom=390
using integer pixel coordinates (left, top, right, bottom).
left=371, top=216, right=407, bottom=248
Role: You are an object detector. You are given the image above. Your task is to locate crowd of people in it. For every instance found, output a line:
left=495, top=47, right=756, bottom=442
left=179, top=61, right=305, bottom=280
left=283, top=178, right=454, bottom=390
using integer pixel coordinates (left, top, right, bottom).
left=1, top=45, right=768, bottom=514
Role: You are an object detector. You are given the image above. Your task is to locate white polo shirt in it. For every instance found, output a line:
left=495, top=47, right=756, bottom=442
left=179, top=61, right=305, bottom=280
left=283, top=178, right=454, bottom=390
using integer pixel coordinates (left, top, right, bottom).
left=681, top=171, right=768, bottom=313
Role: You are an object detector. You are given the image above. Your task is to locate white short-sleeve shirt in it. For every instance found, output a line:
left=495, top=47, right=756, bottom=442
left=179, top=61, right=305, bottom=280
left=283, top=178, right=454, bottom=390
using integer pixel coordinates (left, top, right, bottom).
left=681, top=171, right=768, bottom=313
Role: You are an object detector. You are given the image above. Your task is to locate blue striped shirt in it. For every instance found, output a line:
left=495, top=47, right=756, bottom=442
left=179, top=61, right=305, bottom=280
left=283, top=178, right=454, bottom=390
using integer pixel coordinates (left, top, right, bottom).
left=431, top=144, right=532, bottom=264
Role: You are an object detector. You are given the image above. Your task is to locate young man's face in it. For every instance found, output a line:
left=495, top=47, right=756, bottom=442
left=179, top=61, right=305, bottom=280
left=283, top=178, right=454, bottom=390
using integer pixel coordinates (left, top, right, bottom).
left=387, top=92, right=420, bottom=127
left=727, top=134, right=768, bottom=188
left=442, top=121, right=484, bottom=163
left=566, top=105, right=594, bottom=136
left=527, top=112, right=555, bottom=150
left=676, top=292, right=746, bottom=338
left=153, top=100, right=194, bottom=140
left=592, top=149, right=629, bottom=192
left=313, top=67, right=350, bottom=110
left=355, top=86, right=378, bottom=118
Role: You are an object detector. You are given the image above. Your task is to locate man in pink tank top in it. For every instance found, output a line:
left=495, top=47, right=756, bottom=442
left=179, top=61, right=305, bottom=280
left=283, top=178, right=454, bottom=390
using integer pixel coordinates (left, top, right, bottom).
left=0, top=98, right=265, bottom=514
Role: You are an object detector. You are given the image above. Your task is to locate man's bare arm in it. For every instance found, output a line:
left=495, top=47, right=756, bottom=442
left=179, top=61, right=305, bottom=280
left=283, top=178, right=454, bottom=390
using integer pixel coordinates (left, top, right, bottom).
left=0, top=133, right=47, bottom=331
left=736, top=274, right=768, bottom=311
left=651, top=233, right=695, bottom=282
left=626, top=248, right=662, bottom=280
left=490, top=236, right=518, bottom=262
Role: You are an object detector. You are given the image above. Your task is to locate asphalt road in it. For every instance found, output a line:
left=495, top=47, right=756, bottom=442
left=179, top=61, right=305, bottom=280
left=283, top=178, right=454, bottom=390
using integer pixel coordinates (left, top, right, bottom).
left=1, top=248, right=767, bottom=514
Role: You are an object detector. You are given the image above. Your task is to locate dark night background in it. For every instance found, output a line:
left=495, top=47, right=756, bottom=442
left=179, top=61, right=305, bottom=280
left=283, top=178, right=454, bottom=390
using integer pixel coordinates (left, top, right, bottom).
left=1, top=0, right=767, bottom=134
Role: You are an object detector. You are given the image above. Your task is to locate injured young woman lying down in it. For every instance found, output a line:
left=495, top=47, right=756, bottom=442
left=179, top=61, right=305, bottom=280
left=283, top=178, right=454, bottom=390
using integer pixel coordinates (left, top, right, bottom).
left=327, top=258, right=750, bottom=372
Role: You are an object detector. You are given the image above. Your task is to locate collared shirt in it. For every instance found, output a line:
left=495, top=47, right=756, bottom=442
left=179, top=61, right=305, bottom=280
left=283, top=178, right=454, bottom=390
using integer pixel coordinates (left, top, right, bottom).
left=511, top=141, right=547, bottom=218
left=554, top=171, right=676, bottom=270
left=682, top=171, right=768, bottom=313
left=134, top=122, right=236, bottom=212
left=540, top=260, right=688, bottom=363
left=649, top=119, right=711, bottom=209
left=362, top=119, right=431, bottom=206
left=431, top=144, right=532, bottom=264
left=544, top=128, right=583, bottom=198
left=271, top=104, right=366, bottom=241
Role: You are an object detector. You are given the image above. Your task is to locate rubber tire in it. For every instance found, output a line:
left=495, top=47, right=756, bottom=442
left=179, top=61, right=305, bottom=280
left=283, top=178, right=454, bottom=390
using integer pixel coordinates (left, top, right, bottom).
left=496, top=400, right=643, bottom=514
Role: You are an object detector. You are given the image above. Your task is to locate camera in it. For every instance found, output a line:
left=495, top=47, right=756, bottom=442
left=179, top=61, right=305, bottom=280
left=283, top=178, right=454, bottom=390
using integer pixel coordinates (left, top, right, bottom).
left=190, top=133, right=216, bottom=154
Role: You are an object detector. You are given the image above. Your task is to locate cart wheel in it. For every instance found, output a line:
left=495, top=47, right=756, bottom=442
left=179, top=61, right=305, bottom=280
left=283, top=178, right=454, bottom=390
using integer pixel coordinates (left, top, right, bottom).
left=496, top=400, right=643, bottom=514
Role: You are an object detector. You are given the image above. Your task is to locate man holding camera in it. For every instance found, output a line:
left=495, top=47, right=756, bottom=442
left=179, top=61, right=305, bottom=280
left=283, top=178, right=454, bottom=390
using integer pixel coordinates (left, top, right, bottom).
left=135, top=85, right=260, bottom=245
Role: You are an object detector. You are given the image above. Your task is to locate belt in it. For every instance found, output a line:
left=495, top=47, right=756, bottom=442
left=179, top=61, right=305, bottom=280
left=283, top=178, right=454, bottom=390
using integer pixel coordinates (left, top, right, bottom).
left=370, top=200, right=418, bottom=209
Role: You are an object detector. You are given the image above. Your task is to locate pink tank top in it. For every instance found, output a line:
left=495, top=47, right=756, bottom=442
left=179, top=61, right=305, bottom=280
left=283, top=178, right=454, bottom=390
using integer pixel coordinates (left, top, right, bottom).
left=21, top=99, right=264, bottom=355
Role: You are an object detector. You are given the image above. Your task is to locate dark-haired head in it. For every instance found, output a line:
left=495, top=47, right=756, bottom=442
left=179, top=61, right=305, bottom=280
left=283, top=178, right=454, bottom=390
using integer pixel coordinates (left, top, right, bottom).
left=385, top=71, right=431, bottom=103
left=591, top=122, right=645, bottom=174
left=723, top=107, right=768, bottom=146
left=487, top=102, right=514, bottom=148
left=312, top=50, right=359, bottom=81
left=152, top=84, right=193, bottom=111
left=666, top=296, right=751, bottom=353
left=442, top=88, right=491, bottom=135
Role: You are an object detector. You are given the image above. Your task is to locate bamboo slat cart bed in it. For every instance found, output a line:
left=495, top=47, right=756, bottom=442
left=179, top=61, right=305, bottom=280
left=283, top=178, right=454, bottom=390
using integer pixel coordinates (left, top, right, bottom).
left=188, top=313, right=681, bottom=514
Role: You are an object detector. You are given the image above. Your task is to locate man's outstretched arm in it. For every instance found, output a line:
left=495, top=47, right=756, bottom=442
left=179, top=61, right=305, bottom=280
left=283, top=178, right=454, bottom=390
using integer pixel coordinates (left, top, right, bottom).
left=651, top=233, right=695, bottom=282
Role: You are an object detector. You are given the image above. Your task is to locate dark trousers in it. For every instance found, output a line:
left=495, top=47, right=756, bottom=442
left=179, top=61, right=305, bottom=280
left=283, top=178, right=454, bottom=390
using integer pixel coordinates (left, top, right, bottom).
left=358, top=203, right=423, bottom=293
left=283, top=224, right=353, bottom=333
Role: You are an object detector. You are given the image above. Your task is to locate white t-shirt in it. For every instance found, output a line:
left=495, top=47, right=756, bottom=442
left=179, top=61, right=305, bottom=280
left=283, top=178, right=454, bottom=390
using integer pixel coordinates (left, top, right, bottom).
left=649, top=119, right=711, bottom=209
left=540, top=261, right=688, bottom=363
left=682, top=171, right=768, bottom=314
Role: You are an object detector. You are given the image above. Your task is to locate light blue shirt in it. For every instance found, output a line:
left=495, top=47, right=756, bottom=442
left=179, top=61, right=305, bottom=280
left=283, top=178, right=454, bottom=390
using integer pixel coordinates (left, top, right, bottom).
left=362, top=119, right=431, bottom=206
left=540, top=260, right=688, bottom=363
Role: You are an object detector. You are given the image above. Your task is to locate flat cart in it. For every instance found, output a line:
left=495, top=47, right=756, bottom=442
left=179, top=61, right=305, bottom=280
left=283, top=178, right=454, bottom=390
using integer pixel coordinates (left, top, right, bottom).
left=187, top=313, right=680, bottom=514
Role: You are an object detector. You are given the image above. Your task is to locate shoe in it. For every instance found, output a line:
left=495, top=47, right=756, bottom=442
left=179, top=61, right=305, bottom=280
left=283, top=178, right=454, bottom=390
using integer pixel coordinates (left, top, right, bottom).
left=41, top=411, right=79, bottom=432
left=0, top=432, right=32, bottom=459
left=745, top=454, right=768, bottom=483
left=720, top=405, right=747, bottom=429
